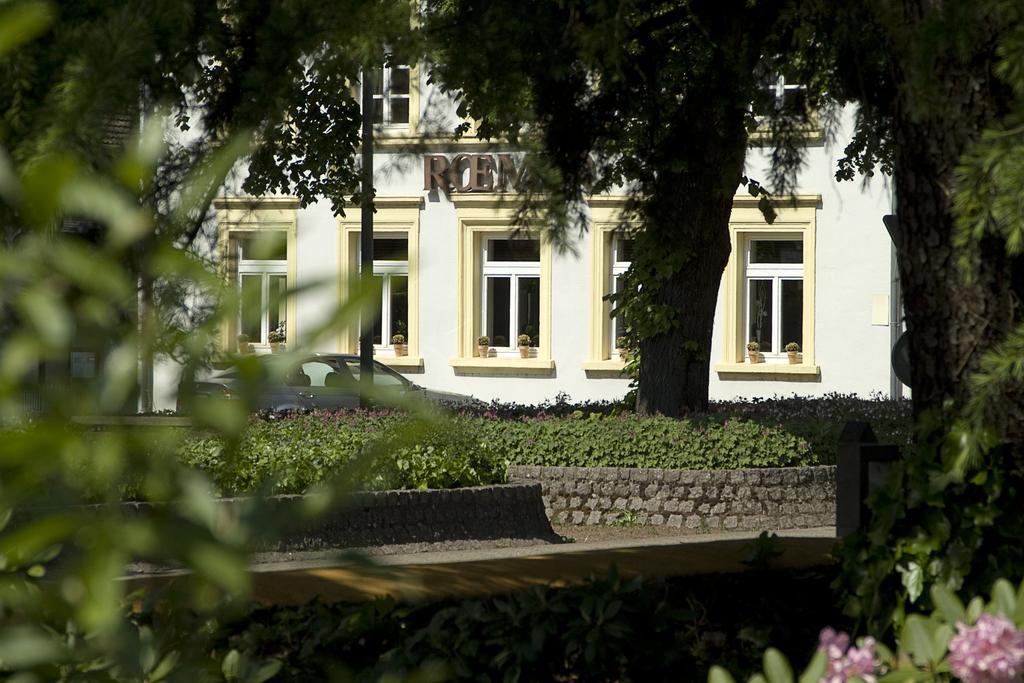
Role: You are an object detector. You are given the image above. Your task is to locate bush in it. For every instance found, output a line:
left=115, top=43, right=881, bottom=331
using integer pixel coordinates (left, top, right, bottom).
left=175, top=411, right=814, bottom=497
left=476, top=413, right=814, bottom=470
left=176, top=412, right=508, bottom=495
left=216, top=568, right=842, bottom=682
left=455, top=392, right=912, bottom=465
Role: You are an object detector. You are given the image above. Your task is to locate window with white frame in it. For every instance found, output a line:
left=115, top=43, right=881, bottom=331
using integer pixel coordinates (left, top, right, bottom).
left=745, top=239, right=803, bottom=358
left=481, top=237, right=541, bottom=352
left=237, top=233, right=288, bottom=346
left=610, top=235, right=634, bottom=355
left=753, top=73, right=807, bottom=118
left=358, top=237, right=409, bottom=349
left=370, top=63, right=411, bottom=127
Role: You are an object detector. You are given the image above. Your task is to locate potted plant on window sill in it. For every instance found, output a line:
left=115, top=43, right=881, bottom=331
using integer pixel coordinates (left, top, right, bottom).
left=392, top=334, right=407, bottom=357
left=237, top=333, right=254, bottom=355
left=268, top=323, right=286, bottom=353
left=517, top=334, right=532, bottom=358
left=746, top=340, right=762, bottom=364
left=477, top=335, right=490, bottom=358
left=615, top=335, right=630, bottom=363
left=785, top=341, right=801, bottom=364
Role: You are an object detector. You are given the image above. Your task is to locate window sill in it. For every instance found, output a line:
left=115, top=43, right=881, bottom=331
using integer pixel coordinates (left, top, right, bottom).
left=582, top=360, right=627, bottom=376
left=714, top=362, right=821, bottom=379
left=449, top=357, right=555, bottom=375
left=375, top=355, right=424, bottom=370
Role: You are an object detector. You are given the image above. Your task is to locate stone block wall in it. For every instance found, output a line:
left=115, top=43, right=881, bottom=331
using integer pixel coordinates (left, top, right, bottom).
left=507, top=465, right=836, bottom=531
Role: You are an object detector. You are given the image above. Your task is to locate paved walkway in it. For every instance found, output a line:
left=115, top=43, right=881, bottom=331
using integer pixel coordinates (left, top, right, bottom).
left=222, top=527, right=837, bottom=605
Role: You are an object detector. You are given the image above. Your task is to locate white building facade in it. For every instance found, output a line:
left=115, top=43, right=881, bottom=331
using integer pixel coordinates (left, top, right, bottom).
left=154, top=67, right=897, bottom=409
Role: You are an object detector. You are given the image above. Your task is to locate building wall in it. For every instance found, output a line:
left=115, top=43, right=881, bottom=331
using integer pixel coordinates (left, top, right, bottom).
left=153, top=96, right=895, bottom=409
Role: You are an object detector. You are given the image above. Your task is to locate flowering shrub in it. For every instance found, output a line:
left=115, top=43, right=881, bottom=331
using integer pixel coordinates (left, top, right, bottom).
left=948, top=614, right=1024, bottom=683
left=818, top=627, right=878, bottom=682
left=709, top=578, right=1024, bottom=683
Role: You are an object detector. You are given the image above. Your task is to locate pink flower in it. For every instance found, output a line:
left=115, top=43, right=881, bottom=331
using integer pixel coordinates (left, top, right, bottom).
left=817, top=627, right=878, bottom=683
left=948, top=614, right=1024, bottom=683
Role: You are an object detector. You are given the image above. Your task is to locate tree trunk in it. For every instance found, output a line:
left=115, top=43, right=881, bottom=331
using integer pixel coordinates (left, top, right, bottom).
left=635, top=161, right=742, bottom=417
left=884, top=3, right=1020, bottom=424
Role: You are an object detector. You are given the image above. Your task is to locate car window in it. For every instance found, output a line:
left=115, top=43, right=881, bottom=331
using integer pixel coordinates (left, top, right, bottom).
left=344, top=361, right=408, bottom=388
left=299, top=361, right=341, bottom=388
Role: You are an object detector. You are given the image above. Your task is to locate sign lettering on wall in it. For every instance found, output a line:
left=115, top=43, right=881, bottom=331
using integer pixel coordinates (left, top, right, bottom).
left=423, top=154, right=527, bottom=192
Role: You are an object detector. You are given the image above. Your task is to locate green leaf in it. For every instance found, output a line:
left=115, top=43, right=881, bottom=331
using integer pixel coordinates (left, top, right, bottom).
left=930, top=584, right=966, bottom=623
left=0, top=626, right=65, bottom=669
left=992, top=578, right=1016, bottom=618
left=898, top=562, right=924, bottom=603
left=222, top=649, right=240, bottom=680
left=0, top=1, right=53, bottom=58
left=798, top=650, right=827, bottom=683
left=901, top=615, right=937, bottom=666
left=252, top=660, right=283, bottom=683
left=708, top=665, right=737, bottom=683
left=967, top=596, right=984, bottom=623
left=763, top=648, right=794, bottom=683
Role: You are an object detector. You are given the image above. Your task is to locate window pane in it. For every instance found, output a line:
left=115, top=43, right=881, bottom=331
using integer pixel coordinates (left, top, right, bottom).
left=372, top=98, right=383, bottom=125
left=268, top=274, right=286, bottom=338
left=345, top=361, right=407, bottom=387
left=390, top=275, right=408, bottom=342
left=239, top=233, right=286, bottom=260
left=373, top=237, right=408, bottom=261
left=781, top=279, right=803, bottom=349
left=389, top=98, right=409, bottom=124
left=390, top=67, right=410, bottom=94
left=613, top=273, right=626, bottom=343
left=517, top=276, right=540, bottom=343
left=241, top=274, right=262, bottom=342
left=615, top=237, right=635, bottom=263
left=301, top=362, right=334, bottom=388
left=486, top=276, right=511, bottom=347
left=371, top=274, right=384, bottom=345
left=750, top=240, right=802, bottom=264
left=488, top=238, right=540, bottom=262
left=747, top=279, right=773, bottom=351
left=370, top=68, right=383, bottom=95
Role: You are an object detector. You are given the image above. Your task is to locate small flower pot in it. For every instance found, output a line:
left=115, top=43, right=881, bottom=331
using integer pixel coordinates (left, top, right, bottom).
left=518, top=345, right=530, bottom=358
left=788, top=351, right=800, bottom=364
left=394, top=343, right=408, bottom=357
left=270, top=342, right=285, bottom=353
left=748, top=350, right=762, bottom=364
left=478, top=345, right=490, bottom=358
left=617, top=349, right=629, bottom=363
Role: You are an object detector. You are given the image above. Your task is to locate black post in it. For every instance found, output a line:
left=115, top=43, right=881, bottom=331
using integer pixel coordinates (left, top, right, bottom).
left=836, top=421, right=899, bottom=536
left=359, top=68, right=375, bottom=406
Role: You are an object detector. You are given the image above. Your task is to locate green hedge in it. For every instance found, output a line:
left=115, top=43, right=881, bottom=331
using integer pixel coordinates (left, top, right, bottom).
left=176, top=412, right=815, bottom=496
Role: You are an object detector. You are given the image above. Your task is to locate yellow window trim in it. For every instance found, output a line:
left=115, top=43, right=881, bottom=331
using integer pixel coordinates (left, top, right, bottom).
left=337, top=196, right=422, bottom=360
left=450, top=192, right=554, bottom=375
left=587, top=195, right=634, bottom=367
left=719, top=194, right=819, bottom=378
left=214, top=196, right=299, bottom=349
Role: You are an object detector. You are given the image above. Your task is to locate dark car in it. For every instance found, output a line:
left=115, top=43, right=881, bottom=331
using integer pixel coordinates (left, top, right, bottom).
left=176, top=353, right=483, bottom=413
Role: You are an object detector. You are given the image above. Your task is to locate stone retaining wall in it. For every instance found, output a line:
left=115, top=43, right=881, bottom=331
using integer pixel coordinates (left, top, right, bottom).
left=508, top=465, right=836, bottom=531
left=24, top=484, right=558, bottom=552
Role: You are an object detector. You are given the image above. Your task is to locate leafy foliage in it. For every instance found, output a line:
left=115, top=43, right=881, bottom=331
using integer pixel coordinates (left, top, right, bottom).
left=169, top=410, right=818, bottom=497
left=217, top=568, right=842, bottom=682
left=712, top=577, right=1024, bottom=683
left=834, top=411, right=1024, bottom=636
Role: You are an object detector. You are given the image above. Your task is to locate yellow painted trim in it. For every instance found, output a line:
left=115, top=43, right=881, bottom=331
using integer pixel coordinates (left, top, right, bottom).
left=375, top=355, right=424, bottom=370
left=721, top=194, right=818, bottom=368
left=449, top=357, right=556, bottom=375
left=453, top=194, right=553, bottom=364
left=215, top=197, right=299, bottom=349
left=337, top=197, right=422, bottom=356
left=587, top=196, right=632, bottom=363
left=714, top=362, right=821, bottom=377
